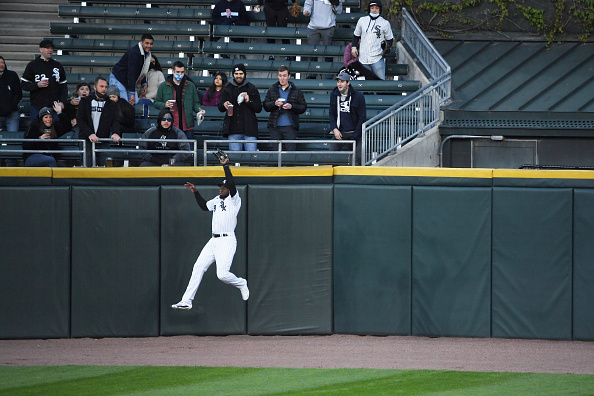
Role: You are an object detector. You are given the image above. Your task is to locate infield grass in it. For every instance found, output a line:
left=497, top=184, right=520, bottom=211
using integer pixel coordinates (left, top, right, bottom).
left=0, top=366, right=592, bottom=395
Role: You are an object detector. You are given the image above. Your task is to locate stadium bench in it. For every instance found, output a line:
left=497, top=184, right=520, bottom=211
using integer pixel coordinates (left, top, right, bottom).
left=50, top=22, right=210, bottom=37
left=59, top=5, right=366, bottom=24
left=68, top=0, right=362, bottom=8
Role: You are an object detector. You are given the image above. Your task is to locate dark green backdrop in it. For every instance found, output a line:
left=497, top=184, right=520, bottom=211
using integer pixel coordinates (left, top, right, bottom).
left=0, top=176, right=592, bottom=341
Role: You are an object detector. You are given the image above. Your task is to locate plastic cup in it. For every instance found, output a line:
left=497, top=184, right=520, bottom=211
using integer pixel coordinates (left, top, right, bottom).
left=227, top=104, right=233, bottom=116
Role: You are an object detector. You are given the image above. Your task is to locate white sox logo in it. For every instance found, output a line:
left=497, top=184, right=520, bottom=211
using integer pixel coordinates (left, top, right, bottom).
left=159, top=134, right=168, bottom=149
left=374, top=25, right=382, bottom=39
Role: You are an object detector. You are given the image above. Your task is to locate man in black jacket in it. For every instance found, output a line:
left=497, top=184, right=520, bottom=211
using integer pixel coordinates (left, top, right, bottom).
left=0, top=56, right=22, bottom=132
left=110, top=34, right=154, bottom=105
left=20, top=40, right=68, bottom=121
left=263, top=66, right=307, bottom=151
left=76, top=77, right=121, bottom=167
left=218, top=64, right=262, bottom=151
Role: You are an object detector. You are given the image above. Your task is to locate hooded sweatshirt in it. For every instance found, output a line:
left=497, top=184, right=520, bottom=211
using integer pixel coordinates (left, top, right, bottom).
left=140, top=109, right=191, bottom=165
left=0, top=60, right=22, bottom=117
left=303, top=0, right=342, bottom=30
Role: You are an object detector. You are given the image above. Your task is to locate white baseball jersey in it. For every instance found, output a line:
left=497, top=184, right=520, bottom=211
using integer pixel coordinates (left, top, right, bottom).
left=354, top=16, right=394, bottom=65
left=207, top=191, right=241, bottom=235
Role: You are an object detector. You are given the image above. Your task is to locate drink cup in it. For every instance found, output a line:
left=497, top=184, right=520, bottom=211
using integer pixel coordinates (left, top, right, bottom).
left=169, top=158, right=176, bottom=166
left=278, top=98, right=286, bottom=107
left=227, top=104, right=233, bottom=116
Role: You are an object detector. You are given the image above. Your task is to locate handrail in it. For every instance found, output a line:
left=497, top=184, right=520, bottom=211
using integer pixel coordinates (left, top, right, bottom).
left=94, top=138, right=198, bottom=167
left=362, top=7, right=451, bottom=165
left=203, top=140, right=356, bottom=167
left=0, top=138, right=87, bottom=165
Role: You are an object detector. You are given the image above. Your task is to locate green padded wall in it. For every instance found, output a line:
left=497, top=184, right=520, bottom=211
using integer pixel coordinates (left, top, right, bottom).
left=160, top=186, right=247, bottom=335
left=573, top=189, right=594, bottom=341
left=71, top=187, right=160, bottom=337
left=412, top=187, right=491, bottom=338
left=247, top=185, right=333, bottom=335
left=334, top=185, right=412, bottom=335
left=492, top=188, right=572, bottom=340
left=0, top=187, right=70, bottom=339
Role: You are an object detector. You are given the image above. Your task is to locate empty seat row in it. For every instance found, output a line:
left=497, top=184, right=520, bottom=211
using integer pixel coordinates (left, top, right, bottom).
left=67, top=0, right=362, bottom=8
left=59, top=5, right=367, bottom=25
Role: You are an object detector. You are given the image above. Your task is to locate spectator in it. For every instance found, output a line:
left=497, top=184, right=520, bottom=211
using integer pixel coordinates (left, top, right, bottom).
left=107, top=85, right=136, bottom=134
left=110, top=34, right=154, bottom=105
left=136, top=55, right=166, bottom=118
left=20, top=40, right=68, bottom=121
left=303, top=0, right=342, bottom=79
left=139, top=109, right=191, bottom=166
left=153, top=61, right=204, bottom=140
left=76, top=76, right=121, bottom=167
left=218, top=63, right=262, bottom=151
left=212, top=0, right=250, bottom=43
left=351, top=0, right=394, bottom=80
left=63, top=82, right=92, bottom=131
left=254, top=0, right=297, bottom=58
left=23, top=104, right=70, bottom=167
left=0, top=56, right=22, bottom=132
left=201, top=72, right=228, bottom=107
left=329, top=70, right=366, bottom=165
left=263, top=66, right=307, bottom=151
left=343, top=43, right=380, bottom=80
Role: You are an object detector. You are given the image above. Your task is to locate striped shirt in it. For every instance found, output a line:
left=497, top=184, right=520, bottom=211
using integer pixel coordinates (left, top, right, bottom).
left=207, top=191, right=241, bottom=234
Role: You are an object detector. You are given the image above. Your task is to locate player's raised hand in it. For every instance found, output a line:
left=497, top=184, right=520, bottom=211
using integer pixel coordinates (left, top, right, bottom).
left=184, top=182, right=196, bottom=193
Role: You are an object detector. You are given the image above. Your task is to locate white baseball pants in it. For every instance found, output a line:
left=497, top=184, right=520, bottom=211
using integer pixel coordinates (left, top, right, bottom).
left=180, top=236, right=246, bottom=303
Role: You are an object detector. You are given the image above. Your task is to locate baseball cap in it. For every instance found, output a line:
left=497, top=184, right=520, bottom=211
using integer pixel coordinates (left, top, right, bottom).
left=218, top=179, right=230, bottom=188
left=39, top=39, right=54, bottom=49
left=38, top=107, right=53, bottom=118
left=335, top=70, right=352, bottom=81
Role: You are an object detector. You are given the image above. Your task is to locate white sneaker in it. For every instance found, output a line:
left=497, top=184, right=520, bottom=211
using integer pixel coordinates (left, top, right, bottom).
left=240, top=284, right=249, bottom=301
left=171, top=301, right=192, bottom=310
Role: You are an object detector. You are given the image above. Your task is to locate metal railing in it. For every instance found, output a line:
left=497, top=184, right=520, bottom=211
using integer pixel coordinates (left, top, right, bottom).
left=0, top=138, right=87, bottom=164
left=362, top=7, right=451, bottom=165
left=203, top=140, right=356, bottom=166
left=94, top=138, right=199, bottom=167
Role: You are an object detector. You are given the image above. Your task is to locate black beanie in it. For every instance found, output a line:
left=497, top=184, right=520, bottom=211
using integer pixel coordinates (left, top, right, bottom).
left=232, top=63, right=246, bottom=75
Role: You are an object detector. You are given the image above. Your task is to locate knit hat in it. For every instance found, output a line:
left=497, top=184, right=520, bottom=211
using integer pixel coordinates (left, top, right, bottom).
left=38, top=107, right=53, bottom=118
left=106, top=85, right=120, bottom=97
left=232, top=63, right=246, bottom=74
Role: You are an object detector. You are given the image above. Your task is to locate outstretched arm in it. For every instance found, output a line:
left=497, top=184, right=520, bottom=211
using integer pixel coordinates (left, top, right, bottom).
left=185, top=182, right=208, bottom=211
left=222, top=161, right=237, bottom=197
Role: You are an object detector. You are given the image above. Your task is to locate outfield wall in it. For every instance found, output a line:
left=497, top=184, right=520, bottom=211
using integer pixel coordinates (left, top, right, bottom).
left=0, top=167, right=592, bottom=341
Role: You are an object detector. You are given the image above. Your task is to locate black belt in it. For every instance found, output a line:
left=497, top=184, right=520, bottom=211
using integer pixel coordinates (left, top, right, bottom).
left=212, top=233, right=229, bottom=238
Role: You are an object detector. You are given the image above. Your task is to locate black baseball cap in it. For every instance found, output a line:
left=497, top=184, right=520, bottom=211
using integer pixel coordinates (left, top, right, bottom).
left=218, top=179, right=230, bottom=188
left=39, top=39, right=54, bottom=49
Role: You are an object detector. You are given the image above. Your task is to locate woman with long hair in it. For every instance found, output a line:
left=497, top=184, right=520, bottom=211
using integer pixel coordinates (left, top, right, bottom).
left=23, top=104, right=70, bottom=167
left=201, top=72, right=228, bottom=107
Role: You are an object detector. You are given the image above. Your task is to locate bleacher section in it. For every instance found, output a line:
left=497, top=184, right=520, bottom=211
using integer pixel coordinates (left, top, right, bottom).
left=5, top=0, right=422, bottom=166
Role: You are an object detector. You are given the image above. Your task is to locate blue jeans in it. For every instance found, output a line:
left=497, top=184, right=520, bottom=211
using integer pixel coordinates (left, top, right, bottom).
left=361, top=58, right=386, bottom=80
left=0, top=111, right=20, bottom=131
left=109, top=73, right=135, bottom=102
left=25, top=154, right=57, bottom=167
left=228, top=134, right=257, bottom=151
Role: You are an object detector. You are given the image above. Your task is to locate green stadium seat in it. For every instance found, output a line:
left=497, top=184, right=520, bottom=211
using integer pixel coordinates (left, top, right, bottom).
left=68, top=0, right=362, bottom=8
left=50, top=22, right=210, bottom=37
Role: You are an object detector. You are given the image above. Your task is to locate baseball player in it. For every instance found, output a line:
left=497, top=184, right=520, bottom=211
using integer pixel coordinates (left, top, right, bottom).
left=351, top=0, right=394, bottom=80
left=172, top=155, right=249, bottom=310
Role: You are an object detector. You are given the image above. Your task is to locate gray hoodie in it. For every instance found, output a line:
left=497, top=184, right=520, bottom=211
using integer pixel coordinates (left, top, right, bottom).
left=304, top=0, right=342, bottom=30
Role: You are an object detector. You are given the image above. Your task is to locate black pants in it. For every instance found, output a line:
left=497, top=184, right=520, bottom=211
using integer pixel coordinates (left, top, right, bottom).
left=330, top=134, right=361, bottom=165
left=269, top=125, right=297, bottom=151
left=264, top=6, right=290, bottom=45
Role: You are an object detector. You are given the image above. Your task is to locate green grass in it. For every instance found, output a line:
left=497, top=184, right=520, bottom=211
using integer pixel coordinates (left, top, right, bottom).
left=0, top=366, right=592, bottom=395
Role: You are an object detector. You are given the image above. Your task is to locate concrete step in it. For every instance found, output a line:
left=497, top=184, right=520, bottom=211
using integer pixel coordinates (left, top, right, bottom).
left=1, top=3, right=58, bottom=13
left=0, top=26, right=51, bottom=37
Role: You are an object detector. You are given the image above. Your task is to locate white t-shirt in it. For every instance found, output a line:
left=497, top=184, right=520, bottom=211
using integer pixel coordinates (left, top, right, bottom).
left=354, top=16, right=394, bottom=65
left=90, top=99, right=105, bottom=133
left=207, top=191, right=241, bottom=234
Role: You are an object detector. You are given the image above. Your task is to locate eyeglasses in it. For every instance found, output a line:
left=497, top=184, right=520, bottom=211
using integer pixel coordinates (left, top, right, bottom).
left=161, top=117, right=173, bottom=122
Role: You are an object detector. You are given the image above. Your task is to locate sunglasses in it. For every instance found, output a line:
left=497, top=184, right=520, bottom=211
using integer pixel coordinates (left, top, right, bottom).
left=161, top=117, right=173, bottom=122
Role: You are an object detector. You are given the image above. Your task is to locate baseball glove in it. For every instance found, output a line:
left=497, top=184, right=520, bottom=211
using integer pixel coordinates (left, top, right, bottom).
left=214, top=148, right=229, bottom=163
left=290, top=2, right=302, bottom=18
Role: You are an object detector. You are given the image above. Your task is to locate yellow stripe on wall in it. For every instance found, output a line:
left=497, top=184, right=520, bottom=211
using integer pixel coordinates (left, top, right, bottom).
left=493, top=169, right=594, bottom=180
left=333, top=166, right=494, bottom=179
left=0, top=168, right=52, bottom=178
